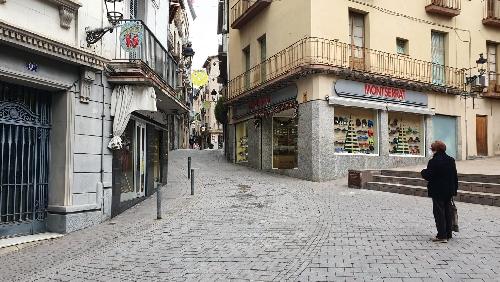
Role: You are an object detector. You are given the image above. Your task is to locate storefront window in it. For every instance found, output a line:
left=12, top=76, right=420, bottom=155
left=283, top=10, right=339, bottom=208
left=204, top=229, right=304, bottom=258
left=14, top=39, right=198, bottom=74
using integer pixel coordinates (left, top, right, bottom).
left=273, top=113, right=298, bottom=169
left=118, top=121, right=135, bottom=202
left=236, top=121, right=248, bottom=162
left=388, top=112, right=424, bottom=156
left=334, top=107, right=379, bottom=155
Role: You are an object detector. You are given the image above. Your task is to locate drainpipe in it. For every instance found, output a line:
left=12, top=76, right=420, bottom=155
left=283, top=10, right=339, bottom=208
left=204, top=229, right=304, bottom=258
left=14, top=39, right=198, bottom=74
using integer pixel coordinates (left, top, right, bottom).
left=100, top=72, right=106, bottom=212
left=100, top=72, right=106, bottom=183
left=260, top=118, right=263, bottom=170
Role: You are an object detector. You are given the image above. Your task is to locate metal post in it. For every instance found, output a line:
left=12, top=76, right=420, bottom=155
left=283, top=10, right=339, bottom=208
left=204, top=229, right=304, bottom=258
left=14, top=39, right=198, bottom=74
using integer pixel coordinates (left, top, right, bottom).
left=188, top=157, right=191, bottom=179
left=156, top=185, right=162, bottom=220
left=191, top=169, right=195, bottom=195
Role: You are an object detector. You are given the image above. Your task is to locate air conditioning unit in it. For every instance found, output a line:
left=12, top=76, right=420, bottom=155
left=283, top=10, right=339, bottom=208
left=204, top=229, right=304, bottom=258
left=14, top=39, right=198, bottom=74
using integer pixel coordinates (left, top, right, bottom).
left=471, top=76, right=487, bottom=93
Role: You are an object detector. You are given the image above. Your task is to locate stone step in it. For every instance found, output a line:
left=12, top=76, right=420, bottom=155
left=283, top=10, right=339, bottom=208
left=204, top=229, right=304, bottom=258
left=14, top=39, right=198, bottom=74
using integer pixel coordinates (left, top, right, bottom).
left=381, top=170, right=500, bottom=184
left=365, top=182, right=500, bottom=207
left=372, top=175, right=500, bottom=194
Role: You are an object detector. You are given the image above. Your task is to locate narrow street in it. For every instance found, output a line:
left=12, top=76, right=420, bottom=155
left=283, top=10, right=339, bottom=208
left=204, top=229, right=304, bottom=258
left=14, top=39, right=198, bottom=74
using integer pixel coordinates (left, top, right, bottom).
left=1, top=150, right=500, bottom=281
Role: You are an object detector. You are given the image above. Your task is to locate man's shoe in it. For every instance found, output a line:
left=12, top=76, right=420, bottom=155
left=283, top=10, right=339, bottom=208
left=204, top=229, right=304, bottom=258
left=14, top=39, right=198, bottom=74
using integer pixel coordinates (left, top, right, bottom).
left=431, top=237, right=448, bottom=243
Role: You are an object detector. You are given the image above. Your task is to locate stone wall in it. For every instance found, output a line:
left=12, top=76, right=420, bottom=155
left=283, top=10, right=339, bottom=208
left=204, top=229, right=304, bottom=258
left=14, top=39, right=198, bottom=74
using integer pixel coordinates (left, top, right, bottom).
left=229, top=100, right=432, bottom=182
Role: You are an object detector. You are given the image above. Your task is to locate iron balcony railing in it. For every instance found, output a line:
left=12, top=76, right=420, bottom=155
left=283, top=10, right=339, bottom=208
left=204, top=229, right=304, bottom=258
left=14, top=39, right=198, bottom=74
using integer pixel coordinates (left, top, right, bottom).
left=426, top=0, right=461, bottom=10
left=114, top=20, right=178, bottom=92
left=485, top=0, right=500, bottom=19
left=227, top=37, right=466, bottom=100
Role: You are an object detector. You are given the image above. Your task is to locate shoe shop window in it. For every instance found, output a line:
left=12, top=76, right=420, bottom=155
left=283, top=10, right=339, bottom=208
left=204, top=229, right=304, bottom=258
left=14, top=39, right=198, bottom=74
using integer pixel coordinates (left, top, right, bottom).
left=272, top=109, right=298, bottom=169
left=388, top=112, right=425, bottom=156
left=236, top=121, right=248, bottom=163
left=334, top=106, right=379, bottom=155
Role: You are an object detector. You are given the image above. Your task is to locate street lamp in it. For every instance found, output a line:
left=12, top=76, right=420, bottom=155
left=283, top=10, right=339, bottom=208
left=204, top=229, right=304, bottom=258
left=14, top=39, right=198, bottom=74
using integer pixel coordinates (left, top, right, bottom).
left=462, top=53, right=487, bottom=160
left=86, top=0, right=124, bottom=46
left=182, top=42, right=195, bottom=58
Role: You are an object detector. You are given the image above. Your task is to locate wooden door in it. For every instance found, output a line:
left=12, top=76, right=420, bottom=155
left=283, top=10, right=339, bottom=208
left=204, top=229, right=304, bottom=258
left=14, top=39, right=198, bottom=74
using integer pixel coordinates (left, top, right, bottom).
left=349, top=12, right=365, bottom=70
left=476, top=116, right=488, bottom=156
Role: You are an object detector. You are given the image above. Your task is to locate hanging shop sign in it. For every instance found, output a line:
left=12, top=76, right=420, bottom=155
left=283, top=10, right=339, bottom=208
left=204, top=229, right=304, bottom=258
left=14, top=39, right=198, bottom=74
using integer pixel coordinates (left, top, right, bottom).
left=234, top=85, right=298, bottom=118
left=191, top=70, right=209, bottom=88
left=120, top=21, right=144, bottom=52
left=334, top=80, right=428, bottom=107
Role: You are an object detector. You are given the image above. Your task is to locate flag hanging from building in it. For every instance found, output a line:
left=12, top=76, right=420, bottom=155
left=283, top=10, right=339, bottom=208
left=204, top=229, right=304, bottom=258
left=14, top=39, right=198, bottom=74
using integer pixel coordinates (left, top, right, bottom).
left=186, top=0, right=197, bottom=20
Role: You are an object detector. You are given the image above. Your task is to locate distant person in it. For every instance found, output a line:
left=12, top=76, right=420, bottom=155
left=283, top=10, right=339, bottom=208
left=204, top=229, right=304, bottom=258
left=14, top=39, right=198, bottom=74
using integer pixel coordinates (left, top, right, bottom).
left=421, top=140, right=458, bottom=243
left=189, top=138, right=194, bottom=149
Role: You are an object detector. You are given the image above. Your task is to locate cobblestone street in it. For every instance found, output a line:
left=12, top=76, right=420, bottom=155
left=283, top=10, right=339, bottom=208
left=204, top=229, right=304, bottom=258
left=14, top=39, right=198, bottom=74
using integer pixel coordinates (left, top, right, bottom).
left=1, top=150, right=500, bottom=281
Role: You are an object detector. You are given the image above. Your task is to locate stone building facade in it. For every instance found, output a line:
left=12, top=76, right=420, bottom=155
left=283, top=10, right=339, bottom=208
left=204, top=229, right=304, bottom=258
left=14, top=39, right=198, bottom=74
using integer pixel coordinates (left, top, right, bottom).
left=0, top=0, right=193, bottom=237
left=192, top=56, right=224, bottom=149
left=223, top=0, right=500, bottom=181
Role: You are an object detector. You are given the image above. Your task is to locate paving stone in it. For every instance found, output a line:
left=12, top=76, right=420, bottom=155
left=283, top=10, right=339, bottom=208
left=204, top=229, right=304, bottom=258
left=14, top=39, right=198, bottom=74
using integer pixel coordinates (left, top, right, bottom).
left=1, top=150, right=500, bottom=281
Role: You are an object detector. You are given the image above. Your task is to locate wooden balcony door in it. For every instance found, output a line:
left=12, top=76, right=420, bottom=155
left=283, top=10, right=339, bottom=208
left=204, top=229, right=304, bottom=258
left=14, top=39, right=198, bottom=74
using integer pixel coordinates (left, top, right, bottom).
left=349, top=12, right=365, bottom=71
left=431, top=31, right=446, bottom=85
left=476, top=115, right=488, bottom=156
left=259, top=35, right=267, bottom=83
left=243, top=46, right=250, bottom=90
left=487, top=43, right=497, bottom=92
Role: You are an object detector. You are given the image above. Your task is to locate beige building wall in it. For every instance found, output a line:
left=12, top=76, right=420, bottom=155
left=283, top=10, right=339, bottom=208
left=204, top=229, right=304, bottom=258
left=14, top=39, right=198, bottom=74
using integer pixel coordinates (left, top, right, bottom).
left=228, top=0, right=500, bottom=159
left=228, top=0, right=311, bottom=78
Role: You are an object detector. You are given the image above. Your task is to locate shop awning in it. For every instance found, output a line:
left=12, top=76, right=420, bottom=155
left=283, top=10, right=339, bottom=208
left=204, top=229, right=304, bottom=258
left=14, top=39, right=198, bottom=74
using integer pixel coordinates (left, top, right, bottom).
left=108, top=85, right=157, bottom=150
left=328, top=96, right=435, bottom=116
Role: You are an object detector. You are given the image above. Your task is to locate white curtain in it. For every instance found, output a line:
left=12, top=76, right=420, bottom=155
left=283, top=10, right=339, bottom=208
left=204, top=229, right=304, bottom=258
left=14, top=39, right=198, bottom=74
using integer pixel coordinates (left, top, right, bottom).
left=108, top=85, right=157, bottom=150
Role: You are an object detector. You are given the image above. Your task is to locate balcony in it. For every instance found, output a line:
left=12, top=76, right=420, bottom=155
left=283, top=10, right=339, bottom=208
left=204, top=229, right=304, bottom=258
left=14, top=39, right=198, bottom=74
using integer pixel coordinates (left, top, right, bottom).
left=226, top=37, right=466, bottom=101
left=483, top=0, right=500, bottom=27
left=231, top=0, right=271, bottom=29
left=107, top=20, right=188, bottom=111
left=425, top=0, right=461, bottom=17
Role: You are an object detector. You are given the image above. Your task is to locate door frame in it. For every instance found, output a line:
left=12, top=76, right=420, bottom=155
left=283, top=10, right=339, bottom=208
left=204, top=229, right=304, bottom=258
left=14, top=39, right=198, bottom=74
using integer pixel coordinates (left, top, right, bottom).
left=476, top=115, right=488, bottom=156
left=134, top=120, right=147, bottom=198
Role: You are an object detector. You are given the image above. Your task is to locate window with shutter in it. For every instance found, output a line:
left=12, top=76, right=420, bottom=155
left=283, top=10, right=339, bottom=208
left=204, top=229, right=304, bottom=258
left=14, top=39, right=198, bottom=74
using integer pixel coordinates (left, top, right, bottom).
left=487, top=43, right=497, bottom=87
left=130, top=0, right=138, bottom=19
left=431, top=31, right=446, bottom=85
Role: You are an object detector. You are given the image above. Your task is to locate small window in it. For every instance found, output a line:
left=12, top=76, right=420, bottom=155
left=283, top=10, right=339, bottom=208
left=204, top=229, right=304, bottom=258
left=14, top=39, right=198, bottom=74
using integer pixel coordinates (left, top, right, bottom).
left=130, top=0, right=138, bottom=19
left=397, top=38, right=408, bottom=55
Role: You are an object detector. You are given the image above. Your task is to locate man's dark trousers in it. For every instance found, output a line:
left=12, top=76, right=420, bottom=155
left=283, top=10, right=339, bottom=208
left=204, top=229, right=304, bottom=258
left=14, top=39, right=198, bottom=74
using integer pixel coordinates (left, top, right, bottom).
left=432, top=197, right=453, bottom=239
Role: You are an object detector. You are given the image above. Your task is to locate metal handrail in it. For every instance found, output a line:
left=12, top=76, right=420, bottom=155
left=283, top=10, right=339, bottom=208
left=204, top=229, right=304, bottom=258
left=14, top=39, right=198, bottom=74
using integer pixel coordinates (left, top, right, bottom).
left=227, top=37, right=467, bottom=100
left=426, top=0, right=461, bottom=10
left=114, top=19, right=178, bottom=90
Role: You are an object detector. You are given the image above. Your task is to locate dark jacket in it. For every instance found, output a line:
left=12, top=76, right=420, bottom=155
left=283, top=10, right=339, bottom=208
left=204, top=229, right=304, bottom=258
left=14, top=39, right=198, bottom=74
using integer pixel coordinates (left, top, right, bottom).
left=421, top=152, right=458, bottom=199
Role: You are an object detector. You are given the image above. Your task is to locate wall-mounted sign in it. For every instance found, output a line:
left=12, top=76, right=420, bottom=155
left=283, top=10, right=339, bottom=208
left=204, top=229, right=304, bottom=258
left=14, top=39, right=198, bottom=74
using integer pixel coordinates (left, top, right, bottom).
left=249, top=96, right=271, bottom=111
left=120, top=21, right=144, bottom=52
left=25, top=62, right=38, bottom=72
left=192, top=70, right=209, bottom=87
left=364, top=83, right=406, bottom=100
left=234, top=85, right=298, bottom=118
left=334, top=79, right=428, bottom=107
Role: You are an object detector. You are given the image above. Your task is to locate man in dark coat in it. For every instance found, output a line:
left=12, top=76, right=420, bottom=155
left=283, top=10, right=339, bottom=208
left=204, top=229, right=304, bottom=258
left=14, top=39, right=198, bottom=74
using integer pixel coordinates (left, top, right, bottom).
left=421, top=140, right=458, bottom=243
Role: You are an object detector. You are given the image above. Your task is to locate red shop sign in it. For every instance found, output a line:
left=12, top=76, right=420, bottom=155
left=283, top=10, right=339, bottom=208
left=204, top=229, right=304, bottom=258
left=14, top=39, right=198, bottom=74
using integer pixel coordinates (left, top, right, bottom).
left=364, top=83, right=406, bottom=100
left=248, top=96, right=271, bottom=111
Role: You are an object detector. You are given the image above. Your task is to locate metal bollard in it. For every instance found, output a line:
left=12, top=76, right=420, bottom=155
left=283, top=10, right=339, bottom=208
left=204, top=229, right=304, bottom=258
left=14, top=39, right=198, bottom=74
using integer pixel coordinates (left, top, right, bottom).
left=190, top=169, right=195, bottom=195
left=188, top=157, right=191, bottom=179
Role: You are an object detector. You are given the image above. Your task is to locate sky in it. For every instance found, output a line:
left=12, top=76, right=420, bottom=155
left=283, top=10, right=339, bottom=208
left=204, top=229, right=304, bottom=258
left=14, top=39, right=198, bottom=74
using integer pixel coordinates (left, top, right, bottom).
left=189, top=0, right=219, bottom=71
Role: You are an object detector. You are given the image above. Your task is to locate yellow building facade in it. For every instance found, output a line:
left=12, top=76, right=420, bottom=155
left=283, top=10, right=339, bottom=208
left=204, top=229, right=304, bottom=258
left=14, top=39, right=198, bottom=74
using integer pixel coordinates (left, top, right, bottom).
left=225, top=0, right=500, bottom=181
